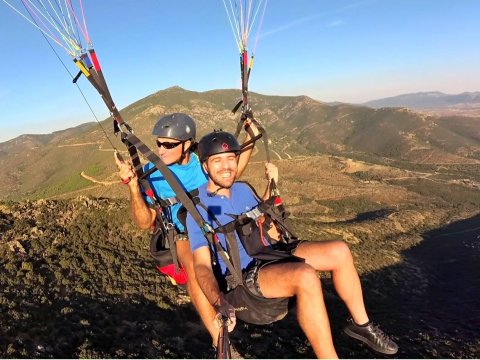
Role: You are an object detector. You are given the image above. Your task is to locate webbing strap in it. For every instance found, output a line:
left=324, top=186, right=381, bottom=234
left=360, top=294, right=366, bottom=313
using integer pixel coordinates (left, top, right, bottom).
left=73, top=51, right=132, bottom=137
left=233, top=109, right=270, bottom=159
left=230, top=47, right=281, bottom=197
left=159, top=197, right=178, bottom=207
left=166, top=222, right=179, bottom=270
left=120, top=137, right=161, bottom=205
left=257, top=200, right=297, bottom=239
left=241, top=181, right=297, bottom=240
left=235, top=112, right=283, bottom=197
left=198, top=203, right=244, bottom=287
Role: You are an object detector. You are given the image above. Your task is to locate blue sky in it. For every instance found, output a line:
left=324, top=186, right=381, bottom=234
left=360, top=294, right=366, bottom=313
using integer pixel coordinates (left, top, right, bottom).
left=1, top=0, right=480, bottom=143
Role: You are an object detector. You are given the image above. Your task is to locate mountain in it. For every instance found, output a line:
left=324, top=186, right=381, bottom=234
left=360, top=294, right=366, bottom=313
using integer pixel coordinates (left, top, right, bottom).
left=2, top=88, right=480, bottom=358
left=363, top=91, right=480, bottom=116
left=1, top=86, right=480, bottom=200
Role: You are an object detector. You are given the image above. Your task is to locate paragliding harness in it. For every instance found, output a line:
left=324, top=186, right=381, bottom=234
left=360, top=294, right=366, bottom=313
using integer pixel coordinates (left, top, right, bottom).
left=189, top=182, right=303, bottom=325
left=119, top=130, right=265, bottom=287
left=119, top=135, right=199, bottom=286
left=148, top=195, right=186, bottom=285
left=188, top=46, right=304, bottom=325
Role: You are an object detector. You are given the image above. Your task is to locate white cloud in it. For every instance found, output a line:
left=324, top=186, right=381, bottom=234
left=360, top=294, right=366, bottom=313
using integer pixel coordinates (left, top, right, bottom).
left=261, top=14, right=322, bottom=38
left=261, top=0, right=377, bottom=38
left=325, top=20, right=345, bottom=28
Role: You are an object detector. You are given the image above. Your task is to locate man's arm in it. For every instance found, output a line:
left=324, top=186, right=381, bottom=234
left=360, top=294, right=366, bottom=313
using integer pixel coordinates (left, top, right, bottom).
left=187, top=210, right=237, bottom=332
left=127, top=178, right=157, bottom=229
left=237, top=119, right=260, bottom=178
left=261, top=161, right=279, bottom=201
left=115, top=152, right=156, bottom=229
left=193, top=247, right=223, bottom=305
left=186, top=207, right=223, bottom=305
left=194, top=246, right=236, bottom=332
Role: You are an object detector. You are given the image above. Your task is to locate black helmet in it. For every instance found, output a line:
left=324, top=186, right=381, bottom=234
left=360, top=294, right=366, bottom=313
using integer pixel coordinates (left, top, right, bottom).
left=152, top=113, right=196, bottom=141
left=198, top=130, right=241, bottom=162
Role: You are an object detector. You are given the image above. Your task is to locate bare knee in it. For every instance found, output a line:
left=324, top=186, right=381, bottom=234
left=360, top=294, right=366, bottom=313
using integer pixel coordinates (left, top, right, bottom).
left=330, top=241, right=353, bottom=268
left=292, top=264, right=322, bottom=293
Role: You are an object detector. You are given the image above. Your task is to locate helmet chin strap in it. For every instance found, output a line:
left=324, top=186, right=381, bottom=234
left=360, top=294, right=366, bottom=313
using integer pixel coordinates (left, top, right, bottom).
left=207, top=182, right=232, bottom=197
left=177, top=140, right=191, bottom=165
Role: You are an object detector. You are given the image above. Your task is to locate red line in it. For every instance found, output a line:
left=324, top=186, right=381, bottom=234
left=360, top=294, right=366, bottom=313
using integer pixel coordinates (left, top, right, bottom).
left=89, top=50, right=101, bottom=71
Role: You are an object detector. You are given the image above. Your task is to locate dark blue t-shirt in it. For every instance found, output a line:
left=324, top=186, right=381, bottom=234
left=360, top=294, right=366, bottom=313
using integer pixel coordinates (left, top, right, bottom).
left=186, top=182, right=260, bottom=275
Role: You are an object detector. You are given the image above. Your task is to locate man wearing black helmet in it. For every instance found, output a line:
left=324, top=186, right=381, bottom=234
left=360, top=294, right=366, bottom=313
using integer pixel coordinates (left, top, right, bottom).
left=186, top=130, right=398, bottom=358
left=115, top=113, right=259, bottom=346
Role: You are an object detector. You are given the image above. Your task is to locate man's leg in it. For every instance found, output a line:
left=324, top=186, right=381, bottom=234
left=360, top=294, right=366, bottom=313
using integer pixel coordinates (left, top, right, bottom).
left=176, top=240, right=219, bottom=344
left=257, top=261, right=338, bottom=359
left=293, top=241, right=398, bottom=355
left=293, top=240, right=369, bottom=324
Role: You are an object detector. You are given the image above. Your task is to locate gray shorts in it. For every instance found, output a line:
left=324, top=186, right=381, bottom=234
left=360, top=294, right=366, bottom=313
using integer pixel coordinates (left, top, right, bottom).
left=224, top=256, right=302, bottom=326
left=244, top=240, right=304, bottom=297
left=244, top=260, right=268, bottom=297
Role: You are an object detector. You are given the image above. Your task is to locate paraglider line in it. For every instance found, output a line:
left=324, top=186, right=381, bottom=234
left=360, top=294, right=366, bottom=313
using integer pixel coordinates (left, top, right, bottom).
left=22, top=0, right=79, bottom=54
left=9, top=0, right=117, bottom=150
left=252, top=0, right=268, bottom=54
left=66, top=0, right=90, bottom=45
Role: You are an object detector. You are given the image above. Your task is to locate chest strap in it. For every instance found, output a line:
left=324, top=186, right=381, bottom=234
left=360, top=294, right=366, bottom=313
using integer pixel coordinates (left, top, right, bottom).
left=159, top=196, right=178, bottom=207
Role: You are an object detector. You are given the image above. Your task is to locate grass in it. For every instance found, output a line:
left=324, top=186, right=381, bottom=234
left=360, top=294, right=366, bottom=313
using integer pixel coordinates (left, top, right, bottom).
left=30, top=174, right=91, bottom=200
left=389, top=178, right=480, bottom=207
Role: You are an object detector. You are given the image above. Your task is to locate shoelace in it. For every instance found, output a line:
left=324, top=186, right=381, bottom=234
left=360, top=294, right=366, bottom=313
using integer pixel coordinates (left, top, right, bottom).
left=370, top=323, right=391, bottom=344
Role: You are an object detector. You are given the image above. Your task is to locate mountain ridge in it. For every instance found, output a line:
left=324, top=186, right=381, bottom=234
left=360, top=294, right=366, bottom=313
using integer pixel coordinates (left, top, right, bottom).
left=1, top=86, right=479, bottom=200
left=363, top=91, right=480, bottom=116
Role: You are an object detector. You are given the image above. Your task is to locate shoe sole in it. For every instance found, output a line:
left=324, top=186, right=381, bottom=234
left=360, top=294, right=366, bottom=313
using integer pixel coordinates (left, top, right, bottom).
left=344, top=327, right=398, bottom=355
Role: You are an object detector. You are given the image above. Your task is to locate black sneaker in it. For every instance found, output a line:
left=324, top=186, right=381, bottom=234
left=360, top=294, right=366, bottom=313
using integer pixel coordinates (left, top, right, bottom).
left=344, top=317, right=399, bottom=355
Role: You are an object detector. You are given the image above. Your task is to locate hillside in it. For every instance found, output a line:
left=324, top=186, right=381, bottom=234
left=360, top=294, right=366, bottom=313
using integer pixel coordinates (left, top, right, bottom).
left=1, top=155, right=479, bottom=358
left=1, top=84, right=480, bottom=356
left=363, top=91, right=480, bottom=117
left=0, top=87, right=479, bottom=200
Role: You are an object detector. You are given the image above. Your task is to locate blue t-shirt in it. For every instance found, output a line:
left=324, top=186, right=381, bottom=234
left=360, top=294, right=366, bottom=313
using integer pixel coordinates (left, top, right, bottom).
left=143, top=153, right=208, bottom=232
left=187, top=182, right=260, bottom=275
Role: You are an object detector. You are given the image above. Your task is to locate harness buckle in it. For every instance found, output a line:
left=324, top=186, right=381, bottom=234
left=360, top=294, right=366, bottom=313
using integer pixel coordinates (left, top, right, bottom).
left=201, top=222, right=214, bottom=234
left=244, top=207, right=263, bottom=220
left=162, top=197, right=178, bottom=206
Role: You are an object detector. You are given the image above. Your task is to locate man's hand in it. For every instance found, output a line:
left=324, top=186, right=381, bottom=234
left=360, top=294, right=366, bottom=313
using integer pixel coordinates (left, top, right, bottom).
left=244, top=118, right=260, bottom=137
left=114, top=151, right=137, bottom=185
left=265, top=162, right=279, bottom=184
left=213, top=295, right=236, bottom=332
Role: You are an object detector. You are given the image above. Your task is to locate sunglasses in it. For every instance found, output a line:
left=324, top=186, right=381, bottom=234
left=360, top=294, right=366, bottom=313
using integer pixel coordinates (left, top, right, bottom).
left=156, top=140, right=183, bottom=149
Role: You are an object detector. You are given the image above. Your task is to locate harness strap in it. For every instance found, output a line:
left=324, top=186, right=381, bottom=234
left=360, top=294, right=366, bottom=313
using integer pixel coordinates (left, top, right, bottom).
left=240, top=132, right=262, bottom=151
left=234, top=111, right=280, bottom=199
left=240, top=181, right=297, bottom=240
left=165, top=222, right=179, bottom=270
left=257, top=199, right=297, bottom=239
left=195, top=192, right=298, bottom=289
left=215, top=220, right=243, bottom=286
left=198, top=203, right=244, bottom=288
